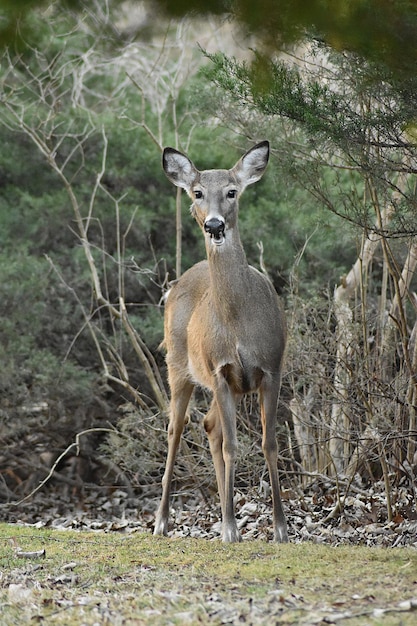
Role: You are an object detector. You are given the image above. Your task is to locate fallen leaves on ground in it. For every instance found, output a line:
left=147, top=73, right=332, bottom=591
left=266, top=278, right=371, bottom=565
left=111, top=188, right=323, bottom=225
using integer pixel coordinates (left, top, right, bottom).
left=1, top=476, right=416, bottom=548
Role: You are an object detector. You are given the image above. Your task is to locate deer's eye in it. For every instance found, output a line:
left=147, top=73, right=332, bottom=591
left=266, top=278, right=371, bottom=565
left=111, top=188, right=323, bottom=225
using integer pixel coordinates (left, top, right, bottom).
left=227, top=189, right=237, bottom=199
left=194, top=190, right=203, bottom=199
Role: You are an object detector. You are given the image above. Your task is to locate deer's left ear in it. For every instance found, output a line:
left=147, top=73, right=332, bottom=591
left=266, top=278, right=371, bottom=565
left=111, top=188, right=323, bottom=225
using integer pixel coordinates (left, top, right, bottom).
left=232, top=141, right=269, bottom=189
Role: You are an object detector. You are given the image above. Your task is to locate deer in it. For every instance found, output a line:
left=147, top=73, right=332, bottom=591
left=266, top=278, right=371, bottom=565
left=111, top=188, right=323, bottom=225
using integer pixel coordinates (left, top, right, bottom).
left=154, top=141, right=288, bottom=543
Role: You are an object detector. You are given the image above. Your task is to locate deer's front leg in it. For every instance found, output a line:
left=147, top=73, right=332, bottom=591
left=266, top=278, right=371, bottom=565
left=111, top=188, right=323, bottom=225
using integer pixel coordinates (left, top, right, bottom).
left=154, top=379, right=193, bottom=536
left=204, top=401, right=225, bottom=513
left=215, top=373, right=241, bottom=543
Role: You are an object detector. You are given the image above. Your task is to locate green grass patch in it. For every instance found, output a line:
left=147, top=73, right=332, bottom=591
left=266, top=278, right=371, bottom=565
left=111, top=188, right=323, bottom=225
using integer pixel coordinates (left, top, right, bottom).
left=0, top=523, right=416, bottom=624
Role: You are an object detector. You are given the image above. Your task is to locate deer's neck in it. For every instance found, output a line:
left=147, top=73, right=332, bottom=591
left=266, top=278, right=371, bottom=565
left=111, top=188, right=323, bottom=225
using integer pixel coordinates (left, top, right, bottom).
left=206, top=230, right=250, bottom=319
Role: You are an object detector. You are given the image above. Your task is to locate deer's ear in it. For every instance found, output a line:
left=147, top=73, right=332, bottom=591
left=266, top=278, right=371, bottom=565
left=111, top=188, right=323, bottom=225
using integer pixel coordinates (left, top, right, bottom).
left=162, top=148, right=197, bottom=193
left=232, top=141, right=269, bottom=189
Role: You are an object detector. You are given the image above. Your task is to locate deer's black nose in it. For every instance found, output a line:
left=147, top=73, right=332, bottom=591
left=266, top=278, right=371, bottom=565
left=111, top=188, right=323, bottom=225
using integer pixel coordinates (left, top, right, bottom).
left=204, top=217, right=225, bottom=240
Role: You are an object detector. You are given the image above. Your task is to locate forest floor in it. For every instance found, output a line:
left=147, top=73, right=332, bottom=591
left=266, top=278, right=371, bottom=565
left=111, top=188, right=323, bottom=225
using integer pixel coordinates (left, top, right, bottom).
left=1, top=522, right=416, bottom=625
left=1, top=480, right=417, bottom=624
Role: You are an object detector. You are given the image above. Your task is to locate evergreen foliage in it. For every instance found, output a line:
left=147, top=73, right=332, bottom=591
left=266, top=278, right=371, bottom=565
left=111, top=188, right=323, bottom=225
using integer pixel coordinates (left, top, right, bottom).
left=156, top=0, right=417, bottom=79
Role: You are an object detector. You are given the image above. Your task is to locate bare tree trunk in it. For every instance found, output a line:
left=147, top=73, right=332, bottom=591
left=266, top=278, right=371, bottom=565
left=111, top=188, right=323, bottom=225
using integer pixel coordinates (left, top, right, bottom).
left=390, top=240, right=417, bottom=323
left=386, top=238, right=417, bottom=467
left=407, top=314, right=417, bottom=464
left=290, top=395, right=318, bottom=482
left=330, top=206, right=395, bottom=473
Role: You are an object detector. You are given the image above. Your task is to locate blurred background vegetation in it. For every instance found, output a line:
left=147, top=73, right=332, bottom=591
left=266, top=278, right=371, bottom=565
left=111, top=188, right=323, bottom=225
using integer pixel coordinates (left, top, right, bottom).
left=1, top=1, right=416, bottom=524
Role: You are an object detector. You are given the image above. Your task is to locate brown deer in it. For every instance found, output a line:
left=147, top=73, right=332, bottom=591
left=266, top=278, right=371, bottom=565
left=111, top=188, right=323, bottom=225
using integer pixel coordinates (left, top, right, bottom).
left=154, top=141, right=288, bottom=542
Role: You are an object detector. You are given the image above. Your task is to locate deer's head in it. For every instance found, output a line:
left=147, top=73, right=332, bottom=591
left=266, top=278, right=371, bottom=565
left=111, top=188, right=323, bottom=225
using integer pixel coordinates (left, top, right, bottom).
left=162, top=141, right=270, bottom=248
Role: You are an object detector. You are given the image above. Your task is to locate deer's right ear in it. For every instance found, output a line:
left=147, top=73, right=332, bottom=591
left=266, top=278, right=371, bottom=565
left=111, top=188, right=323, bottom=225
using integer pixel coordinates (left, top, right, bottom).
left=162, top=148, right=197, bottom=193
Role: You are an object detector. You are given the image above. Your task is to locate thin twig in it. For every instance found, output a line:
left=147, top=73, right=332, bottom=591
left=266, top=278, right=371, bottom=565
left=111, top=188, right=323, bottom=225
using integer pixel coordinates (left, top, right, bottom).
left=6, top=428, right=120, bottom=508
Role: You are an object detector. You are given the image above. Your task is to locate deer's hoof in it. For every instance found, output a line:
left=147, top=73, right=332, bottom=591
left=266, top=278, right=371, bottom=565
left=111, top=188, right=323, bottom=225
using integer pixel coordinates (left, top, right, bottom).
left=153, top=518, right=169, bottom=537
left=222, top=524, right=242, bottom=543
left=274, top=525, right=289, bottom=543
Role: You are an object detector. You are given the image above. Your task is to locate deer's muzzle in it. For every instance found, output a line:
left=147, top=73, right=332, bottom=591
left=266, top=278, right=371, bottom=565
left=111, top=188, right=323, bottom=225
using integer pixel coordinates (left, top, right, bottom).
left=204, top=217, right=225, bottom=244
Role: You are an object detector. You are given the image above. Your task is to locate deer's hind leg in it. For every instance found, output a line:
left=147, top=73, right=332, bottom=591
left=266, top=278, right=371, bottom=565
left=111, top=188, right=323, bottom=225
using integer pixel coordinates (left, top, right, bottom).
left=154, top=374, right=194, bottom=536
left=259, top=374, right=288, bottom=543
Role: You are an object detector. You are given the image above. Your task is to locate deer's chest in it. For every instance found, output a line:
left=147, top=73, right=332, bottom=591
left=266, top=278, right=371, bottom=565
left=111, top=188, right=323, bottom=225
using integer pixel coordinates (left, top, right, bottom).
left=186, top=301, right=255, bottom=391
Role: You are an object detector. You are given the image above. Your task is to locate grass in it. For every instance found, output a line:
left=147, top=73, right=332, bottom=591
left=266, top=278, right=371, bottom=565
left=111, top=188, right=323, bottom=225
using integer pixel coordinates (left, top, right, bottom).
left=0, top=522, right=416, bottom=624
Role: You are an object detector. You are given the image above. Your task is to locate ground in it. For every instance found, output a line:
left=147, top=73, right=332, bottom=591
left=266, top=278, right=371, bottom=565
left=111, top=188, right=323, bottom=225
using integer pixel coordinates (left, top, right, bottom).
left=1, top=480, right=417, bottom=625
left=1, top=524, right=416, bottom=625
